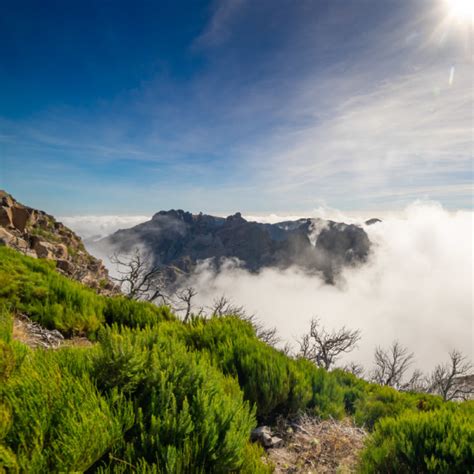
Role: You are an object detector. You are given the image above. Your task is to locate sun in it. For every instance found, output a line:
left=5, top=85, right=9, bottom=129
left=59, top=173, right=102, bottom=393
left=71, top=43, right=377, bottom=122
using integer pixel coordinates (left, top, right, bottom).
left=445, top=0, right=474, bottom=21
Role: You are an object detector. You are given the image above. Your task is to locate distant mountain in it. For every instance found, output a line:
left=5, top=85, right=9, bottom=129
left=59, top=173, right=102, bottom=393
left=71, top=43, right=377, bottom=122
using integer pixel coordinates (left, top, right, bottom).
left=94, top=210, right=373, bottom=283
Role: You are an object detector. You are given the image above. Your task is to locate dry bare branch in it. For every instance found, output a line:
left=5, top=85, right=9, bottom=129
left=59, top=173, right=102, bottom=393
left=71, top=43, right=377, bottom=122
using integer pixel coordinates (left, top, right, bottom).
left=110, top=247, right=169, bottom=303
left=371, top=341, right=414, bottom=389
left=297, top=317, right=361, bottom=370
left=428, top=350, right=473, bottom=401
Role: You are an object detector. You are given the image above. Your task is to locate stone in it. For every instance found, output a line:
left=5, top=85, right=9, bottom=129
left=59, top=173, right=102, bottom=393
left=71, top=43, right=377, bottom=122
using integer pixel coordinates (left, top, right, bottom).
left=53, top=243, right=68, bottom=259
left=365, top=218, right=382, bottom=226
left=32, top=239, right=55, bottom=259
left=270, top=436, right=284, bottom=449
left=251, top=426, right=281, bottom=448
left=56, top=259, right=74, bottom=273
left=0, top=206, right=13, bottom=227
left=11, top=206, right=30, bottom=232
left=0, top=227, right=15, bottom=246
left=0, top=191, right=14, bottom=207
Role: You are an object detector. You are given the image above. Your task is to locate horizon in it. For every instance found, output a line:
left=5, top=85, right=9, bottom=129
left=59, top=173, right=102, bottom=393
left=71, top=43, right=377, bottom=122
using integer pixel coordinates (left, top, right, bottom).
left=1, top=0, right=472, bottom=214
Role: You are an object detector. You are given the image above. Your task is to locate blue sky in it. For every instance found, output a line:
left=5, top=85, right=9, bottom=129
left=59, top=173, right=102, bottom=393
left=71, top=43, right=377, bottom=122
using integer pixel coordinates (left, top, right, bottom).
left=1, top=0, right=472, bottom=215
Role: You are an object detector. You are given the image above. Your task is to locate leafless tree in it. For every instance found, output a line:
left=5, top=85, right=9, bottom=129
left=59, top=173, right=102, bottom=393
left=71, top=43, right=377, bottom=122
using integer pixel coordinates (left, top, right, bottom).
left=343, top=361, right=365, bottom=378
left=400, top=369, right=427, bottom=393
left=428, top=350, right=473, bottom=401
left=210, top=295, right=280, bottom=346
left=110, top=248, right=169, bottom=303
left=297, top=317, right=361, bottom=370
left=210, top=295, right=247, bottom=318
left=174, top=287, right=198, bottom=322
left=371, top=341, right=414, bottom=389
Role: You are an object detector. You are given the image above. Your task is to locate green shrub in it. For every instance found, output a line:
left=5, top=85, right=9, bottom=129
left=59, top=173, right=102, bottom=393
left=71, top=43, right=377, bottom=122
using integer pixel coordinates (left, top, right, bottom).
left=0, top=306, right=12, bottom=343
left=1, top=348, right=134, bottom=472
left=91, top=327, right=261, bottom=472
left=0, top=247, right=105, bottom=335
left=358, top=405, right=474, bottom=473
left=183, top=316, right=346, bottom=420
left=103, top=296, right=174, bottom=329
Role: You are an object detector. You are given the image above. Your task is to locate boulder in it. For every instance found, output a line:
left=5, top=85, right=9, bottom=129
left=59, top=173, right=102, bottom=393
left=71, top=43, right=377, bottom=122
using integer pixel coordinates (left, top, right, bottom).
left=32, top=239, right=55, bottom=259
left=11, top=206, right=30, bottom=232
left=251, top=426, right=283, bottom=449
left=53, top=243, right=68, bottom=259
left=0, top=206, right=13, bottom=228
left=365, top=218, right=382, bottom=226
left=56, top=259, right=74, bottom=273
left=0, top=191, right=14, bottom=207
left=0, top=227, right=15, bottom=246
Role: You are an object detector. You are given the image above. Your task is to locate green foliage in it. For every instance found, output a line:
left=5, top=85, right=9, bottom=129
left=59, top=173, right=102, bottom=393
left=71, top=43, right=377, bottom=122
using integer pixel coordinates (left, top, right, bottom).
left=103, top=296, right=174, bottom=329
left=0, top=246, right=472, bottom=472
left=0, top=247, right=173, bottom=336
left=91, top=325, right=260, bottom=472
left=358, top=405, right=474, bottom=473
left=0, top=306, right=12, bottom=343
left=0, top=246, right=105, bottom=335
left=183, top=316, right=346, bottom=421
left=0, top=348, right=134, bottom=472
left=354, top=384, right=444, bottom=430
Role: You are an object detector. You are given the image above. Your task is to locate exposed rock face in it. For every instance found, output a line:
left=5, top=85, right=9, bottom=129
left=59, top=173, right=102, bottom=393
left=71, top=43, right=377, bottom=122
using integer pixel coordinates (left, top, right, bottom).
left=0, top=190, right=116, bottom=294
left=96, top=209, right=372, bottom=282
left=365, top=218, right=382, bottom=226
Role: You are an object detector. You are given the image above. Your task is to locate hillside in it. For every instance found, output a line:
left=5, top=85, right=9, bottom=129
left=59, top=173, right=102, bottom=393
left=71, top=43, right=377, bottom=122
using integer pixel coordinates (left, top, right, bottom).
left=94, top=210, right=372, bottom=283
left=0, top=245, right=473, bottom=472
left=0, top=190, right=115, bottom=294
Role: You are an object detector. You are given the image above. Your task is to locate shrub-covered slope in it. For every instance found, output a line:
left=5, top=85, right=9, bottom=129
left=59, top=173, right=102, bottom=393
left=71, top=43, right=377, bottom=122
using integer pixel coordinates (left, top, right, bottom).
left=0, top=246, right=472, bottom=472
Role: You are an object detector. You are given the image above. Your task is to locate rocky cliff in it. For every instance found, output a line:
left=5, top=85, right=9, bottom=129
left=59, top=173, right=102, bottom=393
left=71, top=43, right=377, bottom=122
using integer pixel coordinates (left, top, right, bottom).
left=0, top=190, right=116, bottom=293
left=95, top=209, right=372, bottom=282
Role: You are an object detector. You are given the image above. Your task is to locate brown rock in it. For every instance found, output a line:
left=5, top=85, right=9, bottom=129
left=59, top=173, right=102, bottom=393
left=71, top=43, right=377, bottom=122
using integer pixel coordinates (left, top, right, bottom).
left=33, top=239, right=55, bottom=259
left=56, top=259, right=74, bottom=273
left=53, top=243, right=68, bottom=259
left=0, top=227, right=15, bottom=245
left=11, top=206, right=30, bottom=232
left=0, top=206, right=13, bottom=227
left=0, top=191, right=14, bottom=207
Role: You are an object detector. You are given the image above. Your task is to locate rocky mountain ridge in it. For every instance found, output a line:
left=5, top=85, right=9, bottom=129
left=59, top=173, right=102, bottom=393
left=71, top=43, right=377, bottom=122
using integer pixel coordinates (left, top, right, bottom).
left=95, top=209, right=374, bottom=282
left=0, top=190, right=116, bottom=293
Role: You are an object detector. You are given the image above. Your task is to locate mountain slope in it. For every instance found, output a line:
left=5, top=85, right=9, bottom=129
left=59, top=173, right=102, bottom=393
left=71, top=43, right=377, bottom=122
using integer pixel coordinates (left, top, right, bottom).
left=0, top=190, right=115, bottom=293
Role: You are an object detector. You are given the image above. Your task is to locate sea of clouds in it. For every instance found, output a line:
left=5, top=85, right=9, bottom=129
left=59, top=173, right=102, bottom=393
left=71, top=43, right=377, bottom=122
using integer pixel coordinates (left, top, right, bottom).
left=64, top=202, right=473, bottom=374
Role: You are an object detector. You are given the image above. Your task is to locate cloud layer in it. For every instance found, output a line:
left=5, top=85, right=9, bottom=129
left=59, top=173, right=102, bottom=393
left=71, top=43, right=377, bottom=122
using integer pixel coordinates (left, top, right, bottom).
left=183, top=202, right=473, bottom=373
left=60, top=215, right=149, bottom=240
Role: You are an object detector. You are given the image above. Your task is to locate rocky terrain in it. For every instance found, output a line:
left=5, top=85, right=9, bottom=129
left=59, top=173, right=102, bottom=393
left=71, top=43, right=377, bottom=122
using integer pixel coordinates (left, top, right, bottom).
left=94, top=209, right=373, bottom=283
left=0, top=190, right=116, bottom=293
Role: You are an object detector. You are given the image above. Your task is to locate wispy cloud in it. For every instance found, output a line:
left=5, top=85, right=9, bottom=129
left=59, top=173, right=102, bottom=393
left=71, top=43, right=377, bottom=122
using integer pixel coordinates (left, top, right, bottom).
left=1, top=0, right=472, bottom=213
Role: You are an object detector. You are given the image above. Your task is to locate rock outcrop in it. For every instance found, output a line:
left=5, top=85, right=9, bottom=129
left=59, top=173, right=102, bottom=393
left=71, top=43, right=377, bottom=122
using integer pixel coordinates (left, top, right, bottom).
left=95, top=209, right=372, bottom=283
left=0, top=190, right=116, bottom=294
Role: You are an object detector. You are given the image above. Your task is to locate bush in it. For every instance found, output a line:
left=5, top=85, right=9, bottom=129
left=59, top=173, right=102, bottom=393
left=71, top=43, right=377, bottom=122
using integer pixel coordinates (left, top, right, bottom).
left=183, top=316, right=346, bottom=421
left=1, top=246, right=472, bottom=471
left=91, top=326, right=263, bottom=472
left=103, top=296, right=174, bottom=329
left=354, top=384, right=445, bottom=430
left=0, top=347, right=134, bottom=472
left=0, top=247, right=105, bottom=335
left=358, top=405, right=474, bottom=473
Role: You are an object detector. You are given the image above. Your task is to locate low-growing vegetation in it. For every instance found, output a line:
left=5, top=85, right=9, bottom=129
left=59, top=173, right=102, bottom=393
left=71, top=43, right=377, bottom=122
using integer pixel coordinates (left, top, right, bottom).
left=0, top=246, right=472, bottom=472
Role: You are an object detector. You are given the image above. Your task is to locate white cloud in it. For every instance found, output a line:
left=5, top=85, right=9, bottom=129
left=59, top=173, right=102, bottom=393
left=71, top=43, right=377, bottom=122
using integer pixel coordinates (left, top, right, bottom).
left=59, top=215, right=150, bottom=240
left=183, top=202, right=473, bottom=373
